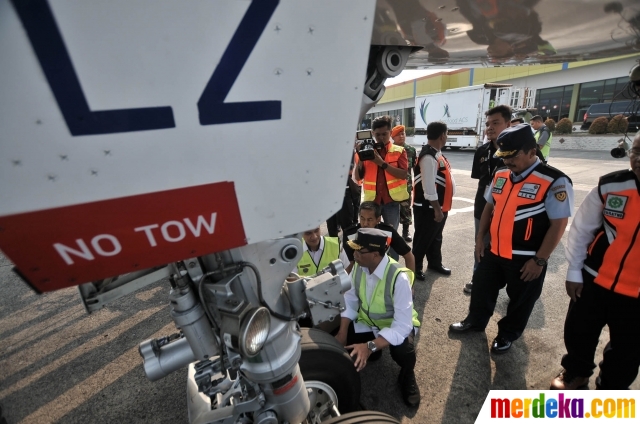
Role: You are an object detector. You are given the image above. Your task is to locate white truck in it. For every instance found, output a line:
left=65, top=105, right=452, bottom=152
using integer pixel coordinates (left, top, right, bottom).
left=413, top=84, right=535, bottom=149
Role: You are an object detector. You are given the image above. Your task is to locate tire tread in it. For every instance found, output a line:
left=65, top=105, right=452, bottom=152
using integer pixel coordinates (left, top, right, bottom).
left=323, top=411, right=400, bottom=423
left=299, top=328, right=361, bottom=413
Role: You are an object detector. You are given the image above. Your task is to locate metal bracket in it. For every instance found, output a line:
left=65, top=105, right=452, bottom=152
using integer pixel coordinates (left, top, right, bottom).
left=77, top=266, right=170, bottom=313
left=304, top=272, right=346, bottom=326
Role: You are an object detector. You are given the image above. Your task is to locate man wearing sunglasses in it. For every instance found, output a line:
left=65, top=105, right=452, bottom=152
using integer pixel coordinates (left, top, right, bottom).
left=335, top=228, right=421, bottom=407
left=450, top=124, right=574, bottom=354
left=551, top=134, right=640, bottom=390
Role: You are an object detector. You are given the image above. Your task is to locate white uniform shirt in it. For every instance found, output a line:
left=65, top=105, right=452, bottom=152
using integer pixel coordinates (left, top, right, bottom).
left=341, top=255, right=415, bottom=345
left=302, top=236, right=350, bottom=269
left=418, top=151, right=457, bottom=203
left=565, top=186, right=606, bottom=284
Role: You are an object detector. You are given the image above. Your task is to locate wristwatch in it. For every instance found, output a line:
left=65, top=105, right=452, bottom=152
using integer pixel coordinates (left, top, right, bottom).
left=380, top=162, right=388, bottom=170
left=533, top=256, right=548, bottom=266
left=367, top=340, right=378, bottom=353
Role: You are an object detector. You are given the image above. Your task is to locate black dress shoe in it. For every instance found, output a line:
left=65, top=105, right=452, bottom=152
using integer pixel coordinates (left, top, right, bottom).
left=491, top=336, right=512, bottom=354
left=398, top=371, right=420, bottom=407
left=449, top=320, right=484, bottom=333
left=463, top=281, right=473, bottom=294
left=427, top=265, right=451, bottom=275
left=550, top=369, right=589, bottom=390
left=415, top=271, right=426, bottom=281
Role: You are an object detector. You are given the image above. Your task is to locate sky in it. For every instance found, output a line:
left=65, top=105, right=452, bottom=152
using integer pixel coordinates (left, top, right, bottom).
left=384, top=69, right=456, bottom=86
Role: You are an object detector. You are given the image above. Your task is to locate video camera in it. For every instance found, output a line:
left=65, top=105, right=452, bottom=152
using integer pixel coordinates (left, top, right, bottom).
left=356, top=130, right=384, bottom=161
left=611, top=139, right=629, bottom=158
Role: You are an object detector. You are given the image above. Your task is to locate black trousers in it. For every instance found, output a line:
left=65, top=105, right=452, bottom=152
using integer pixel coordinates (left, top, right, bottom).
left=466, top=250, right=546, bottom=342
left=399, top=199, right=412, bottom=226
left=412, top=206, right=447, bottom=271
left=348, top=179, right=361, bottom=226
left=327, top=187, right=356, bottom=237
left=346, top=322, right=416, bottom=375
left=561, top=270, right=640, bottom=389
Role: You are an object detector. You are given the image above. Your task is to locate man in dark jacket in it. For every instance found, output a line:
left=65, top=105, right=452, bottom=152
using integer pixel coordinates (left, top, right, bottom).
left=464, top=105, right=512, bottom=293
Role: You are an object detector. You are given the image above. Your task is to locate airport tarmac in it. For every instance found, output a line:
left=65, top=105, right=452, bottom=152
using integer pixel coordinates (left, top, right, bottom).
left=0, top=149, right=637, bottom=424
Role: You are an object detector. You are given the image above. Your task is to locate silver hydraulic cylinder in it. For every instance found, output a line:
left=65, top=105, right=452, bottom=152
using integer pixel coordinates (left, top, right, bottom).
left=170, top=282, right=220, bottom=360
left=140, top=276, right=220, bottom=381
left=139, top=336, right=196, bottom=382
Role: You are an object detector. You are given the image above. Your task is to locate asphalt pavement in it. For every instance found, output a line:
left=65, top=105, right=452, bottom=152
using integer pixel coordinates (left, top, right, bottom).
left=0, top=149, right=637, bottom=424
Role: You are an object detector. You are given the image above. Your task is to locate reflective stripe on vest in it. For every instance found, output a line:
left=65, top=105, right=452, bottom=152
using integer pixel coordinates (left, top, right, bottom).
left=437, top=155, right=454, bottom=212
left=585, top=170, right=640, bottom=298
left=362, top=145, right=410, bottom=202
left=353, top=259, right=420, bottom=329
left=413, top=145, right=454, bottom=212
left=534, top=129, right=552, bottom=159
left=297, top=236, right=340, bottom=276
left=489, top=166, right=556, bottom=259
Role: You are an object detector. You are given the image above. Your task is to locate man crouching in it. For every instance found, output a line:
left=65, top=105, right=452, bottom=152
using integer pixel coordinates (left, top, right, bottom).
left=335, top=228, right=421, bottom=407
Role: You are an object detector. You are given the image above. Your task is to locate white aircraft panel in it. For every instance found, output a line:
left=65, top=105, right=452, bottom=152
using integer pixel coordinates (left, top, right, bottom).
left=0, top=0, right=375, bottom=291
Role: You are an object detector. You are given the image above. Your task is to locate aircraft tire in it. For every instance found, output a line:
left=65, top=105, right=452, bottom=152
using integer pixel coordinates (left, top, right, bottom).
left=299, top=327, right=361, bottom=415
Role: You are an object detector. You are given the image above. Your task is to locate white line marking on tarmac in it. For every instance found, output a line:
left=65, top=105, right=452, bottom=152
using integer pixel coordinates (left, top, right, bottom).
left=449, top=197, right=475, bottom=216
left=450, top=169, right=471, bottom=176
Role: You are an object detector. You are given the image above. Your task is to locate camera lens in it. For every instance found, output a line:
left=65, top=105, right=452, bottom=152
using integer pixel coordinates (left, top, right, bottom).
left=611, top=147, right=627, bottom=158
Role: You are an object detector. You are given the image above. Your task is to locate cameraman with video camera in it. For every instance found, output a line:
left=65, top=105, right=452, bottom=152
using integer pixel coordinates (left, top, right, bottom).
left=352, top=116, right=409, bottom=231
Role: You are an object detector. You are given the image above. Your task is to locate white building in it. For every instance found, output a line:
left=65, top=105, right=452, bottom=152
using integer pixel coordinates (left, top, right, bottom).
left=362, top=55, right=640, bottom=130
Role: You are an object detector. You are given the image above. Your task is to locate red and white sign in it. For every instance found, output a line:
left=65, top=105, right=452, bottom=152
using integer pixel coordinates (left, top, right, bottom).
left=0, top=182, right=246, bottom=292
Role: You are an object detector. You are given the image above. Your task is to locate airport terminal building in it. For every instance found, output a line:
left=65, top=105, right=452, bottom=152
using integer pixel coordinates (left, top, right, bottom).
left=363, top=55, right=640, bottom=130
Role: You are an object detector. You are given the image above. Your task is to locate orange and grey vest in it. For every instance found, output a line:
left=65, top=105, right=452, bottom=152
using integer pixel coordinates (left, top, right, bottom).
left=297, top=236, right=340, bottom=276
left=489, top=164, right=568, bottom=259
left=413, top=145, right=454, bottom=212
left=362, top=144, right=410, bottom=202
left=584, top=170, right=640, bottom=298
